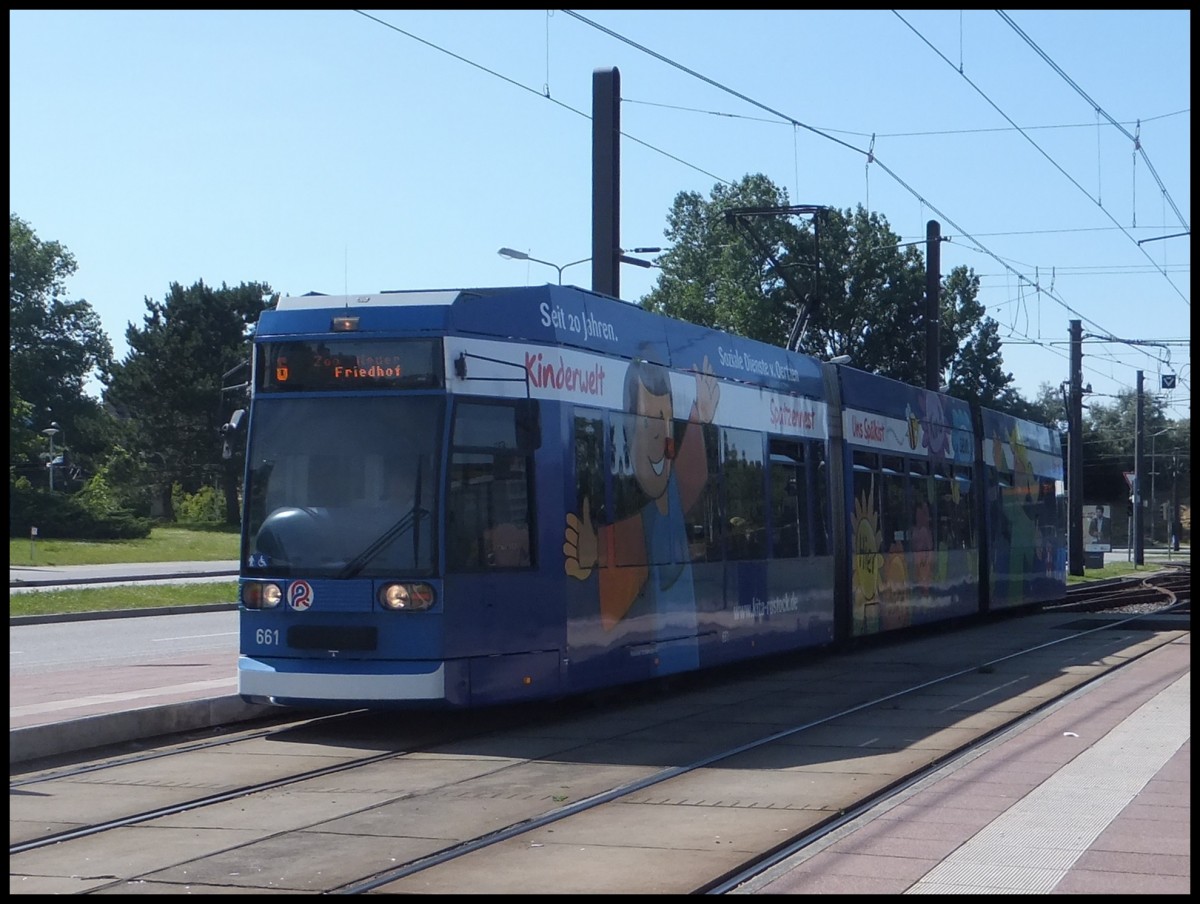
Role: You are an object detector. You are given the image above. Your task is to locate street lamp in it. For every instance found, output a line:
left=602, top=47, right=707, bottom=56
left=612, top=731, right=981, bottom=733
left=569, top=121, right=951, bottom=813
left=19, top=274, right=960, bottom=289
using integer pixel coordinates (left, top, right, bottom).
left=497, top=248, right=590, bottom=285
left=41, top=422, right=60, bottom=492
left=498, top=246, right=662, bottom=284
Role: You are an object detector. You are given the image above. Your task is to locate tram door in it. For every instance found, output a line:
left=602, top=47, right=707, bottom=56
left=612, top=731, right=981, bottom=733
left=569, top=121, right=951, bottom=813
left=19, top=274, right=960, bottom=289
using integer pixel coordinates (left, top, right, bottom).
left=562, top=407, right=610, bottom=690
left=442, top=398, right=538, bottom=658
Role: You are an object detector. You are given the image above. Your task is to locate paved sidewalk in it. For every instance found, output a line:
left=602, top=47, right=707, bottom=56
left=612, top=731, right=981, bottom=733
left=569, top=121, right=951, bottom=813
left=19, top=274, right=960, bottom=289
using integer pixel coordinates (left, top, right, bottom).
left=736, top=637, right=1190, bottom=895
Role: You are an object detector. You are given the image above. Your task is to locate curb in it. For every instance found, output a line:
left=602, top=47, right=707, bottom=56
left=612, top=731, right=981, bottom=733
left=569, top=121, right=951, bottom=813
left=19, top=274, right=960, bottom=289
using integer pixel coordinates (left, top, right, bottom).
left=10, top=695, right=275, bottom=767
left=10, top=603, right=239, bottom=627
left=10, top=570, right=239, bottom=589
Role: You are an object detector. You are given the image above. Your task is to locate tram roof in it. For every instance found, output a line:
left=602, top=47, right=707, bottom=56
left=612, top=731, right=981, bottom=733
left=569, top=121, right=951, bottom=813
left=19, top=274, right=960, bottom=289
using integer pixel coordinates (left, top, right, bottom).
left=260, top=285, right=829, bottom=398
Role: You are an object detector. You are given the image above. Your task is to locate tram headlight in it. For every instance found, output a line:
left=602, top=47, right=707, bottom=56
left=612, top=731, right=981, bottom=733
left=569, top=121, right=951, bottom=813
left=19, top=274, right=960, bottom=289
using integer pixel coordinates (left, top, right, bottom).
left=379, top=582, right=436, bottom=611
left=242, top=581, right=283, bottom=609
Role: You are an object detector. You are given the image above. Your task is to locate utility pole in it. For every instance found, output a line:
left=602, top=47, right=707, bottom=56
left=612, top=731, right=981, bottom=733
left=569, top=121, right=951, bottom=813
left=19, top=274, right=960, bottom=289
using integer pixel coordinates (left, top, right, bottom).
left=591, top=66, right=620, bottom=298
left=1133, top=370, right=1144, bottom=565
left=925, top=220, right=941, bottom=391
left=1067, top=320, right=1083, bottom=576
left=1170, top=452, right=1180, bottom=552
left=1150, top=430, right=1160, bottom=544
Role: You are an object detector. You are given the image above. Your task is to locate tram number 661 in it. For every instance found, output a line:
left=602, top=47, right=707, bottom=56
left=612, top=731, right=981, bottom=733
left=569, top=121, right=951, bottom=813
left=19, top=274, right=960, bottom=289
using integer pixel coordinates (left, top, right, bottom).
left=256, top=628, right=281, bottom=646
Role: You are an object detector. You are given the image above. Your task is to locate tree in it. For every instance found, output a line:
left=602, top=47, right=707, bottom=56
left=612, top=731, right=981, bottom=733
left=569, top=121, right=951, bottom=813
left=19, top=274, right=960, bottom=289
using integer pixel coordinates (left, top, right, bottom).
left=9, top=383, right=36, bottom=472
left=937, top=267, right=1024, bottom=412
left=103, top=279, right=273, bottom=523
left=1082, top=390, right=1187, bottom=523
left=9, top=213, right=114, bottom=481
left=1021, top=381, right=1069, bottom=430
left=640, top=176, right=1025, bottom=414
left=643, top=174, right=808, bottom=346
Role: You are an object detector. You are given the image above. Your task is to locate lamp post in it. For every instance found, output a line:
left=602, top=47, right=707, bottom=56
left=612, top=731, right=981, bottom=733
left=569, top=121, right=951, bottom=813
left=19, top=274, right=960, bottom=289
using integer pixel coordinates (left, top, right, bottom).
left=499, top=246, right=661, bottom=287
left=41, top=423, right=61, bottom=491
left=498, top=248, right=590, bottom=285
left=1147, top=425, right=1177, bottom=546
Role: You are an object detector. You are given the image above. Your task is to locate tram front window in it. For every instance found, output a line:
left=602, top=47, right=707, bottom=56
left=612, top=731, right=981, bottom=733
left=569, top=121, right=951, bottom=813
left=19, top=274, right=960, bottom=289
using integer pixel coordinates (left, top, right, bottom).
left=243, top=397, right=442, bottom=578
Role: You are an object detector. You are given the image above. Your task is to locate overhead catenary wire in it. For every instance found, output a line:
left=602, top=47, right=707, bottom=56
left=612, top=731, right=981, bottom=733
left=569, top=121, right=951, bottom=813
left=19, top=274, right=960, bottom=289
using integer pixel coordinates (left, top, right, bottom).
left=995, top=9, right=1189, bottom=234
left=353, top=9, right=1186, bottom=392
left=559, top=8, right=1185, bottom=370
left=895, top=10, right=1188, bottom=307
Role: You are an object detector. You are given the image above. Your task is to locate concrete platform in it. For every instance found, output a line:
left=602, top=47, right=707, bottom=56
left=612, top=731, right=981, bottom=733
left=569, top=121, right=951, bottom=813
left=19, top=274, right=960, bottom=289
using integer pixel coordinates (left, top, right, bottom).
left=733, top=635, right=1191, bottom=895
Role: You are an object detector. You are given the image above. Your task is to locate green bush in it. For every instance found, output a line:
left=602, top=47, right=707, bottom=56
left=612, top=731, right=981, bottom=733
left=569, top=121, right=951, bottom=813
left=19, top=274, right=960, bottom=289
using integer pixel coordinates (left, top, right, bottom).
left=75, top=471, right=124, bottom=516
left=9, top=480, right=152, bottom=539
left=90, top=447, right=156, bottom=518
left=172, top=483, right=224, bottom=524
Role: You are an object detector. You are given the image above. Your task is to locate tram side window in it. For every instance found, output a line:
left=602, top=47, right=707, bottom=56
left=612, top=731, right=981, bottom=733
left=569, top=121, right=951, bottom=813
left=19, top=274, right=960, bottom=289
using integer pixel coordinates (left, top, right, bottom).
left=955, top=466, right=976, bottom=548
left=880, top=455, right=908, bottom=553
left=573, top=412, right=607, bottom=525
left=609, top=412, right=643, bottom=529
left=693, top=423, right=722, bottom=563
left=851, top=463, right=880, bottom=557
left=851, top=452, right=881, bottom=556
left=906, top=460, right=933, bottom=555
left=609, top=411, right=720, bottom=565
left=1037, top=477, right=1061, bottom=544
left=1022, top=474, right=1041, bottom=536
left=992, top=469, right=1014, bottom=545
left=1022, top=473, right=1051, bottom=551
left=723, top=428, right=766, bottom=561
left=446, top=401, right=535, bottom=571
left=769, top=440, right=806, bottom=559
left=933, top=468, right=952, bottom=548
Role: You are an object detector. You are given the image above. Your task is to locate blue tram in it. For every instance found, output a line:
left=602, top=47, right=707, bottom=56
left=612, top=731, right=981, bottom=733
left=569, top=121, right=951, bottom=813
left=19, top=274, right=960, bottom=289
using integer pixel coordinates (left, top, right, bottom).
left=234, top=284, right=1066, bottom=708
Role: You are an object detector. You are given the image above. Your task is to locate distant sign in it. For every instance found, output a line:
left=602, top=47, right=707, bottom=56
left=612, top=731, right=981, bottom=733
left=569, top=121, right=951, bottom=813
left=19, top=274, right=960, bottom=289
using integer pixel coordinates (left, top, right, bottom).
left=1085, top=503, right=1112, bottom=552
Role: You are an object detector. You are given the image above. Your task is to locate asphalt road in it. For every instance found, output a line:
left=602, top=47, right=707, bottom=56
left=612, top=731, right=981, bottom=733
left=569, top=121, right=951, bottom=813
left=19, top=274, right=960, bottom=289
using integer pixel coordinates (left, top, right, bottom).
left=11, top=609, right=239, bottom=674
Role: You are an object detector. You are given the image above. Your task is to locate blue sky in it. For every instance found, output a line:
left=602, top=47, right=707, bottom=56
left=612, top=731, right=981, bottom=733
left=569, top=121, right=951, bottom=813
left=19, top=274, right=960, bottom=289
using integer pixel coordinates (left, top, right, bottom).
left=10, top=10, right=1190, bottom=419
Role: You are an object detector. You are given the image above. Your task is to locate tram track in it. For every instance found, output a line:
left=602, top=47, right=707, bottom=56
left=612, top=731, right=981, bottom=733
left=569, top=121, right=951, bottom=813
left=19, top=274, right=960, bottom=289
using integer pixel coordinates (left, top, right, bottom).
left=10, top=700, right=586, bottom=852
left=10, top=593, right=1188, bottom=895
left=333, top=602, right=1191, bottom=895
left=1052, top=564, right=1188, bottom=614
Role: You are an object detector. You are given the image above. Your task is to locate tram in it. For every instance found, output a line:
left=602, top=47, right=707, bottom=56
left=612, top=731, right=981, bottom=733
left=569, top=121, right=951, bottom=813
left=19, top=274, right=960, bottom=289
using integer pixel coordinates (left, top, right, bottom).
left=231, top=284, right=1065, bottom=708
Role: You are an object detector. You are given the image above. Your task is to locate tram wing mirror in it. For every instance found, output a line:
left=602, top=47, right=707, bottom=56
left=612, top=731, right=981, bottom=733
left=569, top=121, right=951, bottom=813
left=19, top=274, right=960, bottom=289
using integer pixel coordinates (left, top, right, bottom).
left=221, top=408, right=246, bottom=460
left=515, top=399, right=542, bottom=451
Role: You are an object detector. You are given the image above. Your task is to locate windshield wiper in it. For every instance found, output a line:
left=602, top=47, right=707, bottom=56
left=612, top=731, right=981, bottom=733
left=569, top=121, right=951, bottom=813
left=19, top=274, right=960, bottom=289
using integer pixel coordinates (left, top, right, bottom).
left=337, top=506, right=428, bottom=579
left=339, top=456, right=429, bottom=580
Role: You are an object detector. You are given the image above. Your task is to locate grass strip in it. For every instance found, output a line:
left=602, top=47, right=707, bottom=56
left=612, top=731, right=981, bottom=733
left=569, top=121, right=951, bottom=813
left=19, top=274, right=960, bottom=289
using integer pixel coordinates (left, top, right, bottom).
left=11, top=582, right=239, bottom=618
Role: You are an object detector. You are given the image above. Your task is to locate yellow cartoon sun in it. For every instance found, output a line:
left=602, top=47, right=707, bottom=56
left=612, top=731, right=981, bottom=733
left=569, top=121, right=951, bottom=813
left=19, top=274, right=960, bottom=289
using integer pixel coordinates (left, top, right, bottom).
left=852, top=488, right=884, bottom=622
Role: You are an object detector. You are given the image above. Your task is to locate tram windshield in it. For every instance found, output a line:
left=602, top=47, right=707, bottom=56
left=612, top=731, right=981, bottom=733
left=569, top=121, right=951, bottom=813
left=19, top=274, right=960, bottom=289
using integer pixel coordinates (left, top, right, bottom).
left=242, top=396, right=442, bottom=578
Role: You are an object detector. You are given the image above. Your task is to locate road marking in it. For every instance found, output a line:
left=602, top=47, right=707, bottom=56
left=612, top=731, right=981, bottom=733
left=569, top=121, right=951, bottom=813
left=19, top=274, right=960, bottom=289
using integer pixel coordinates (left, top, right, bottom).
left=152, top=632, right=238, bottom=642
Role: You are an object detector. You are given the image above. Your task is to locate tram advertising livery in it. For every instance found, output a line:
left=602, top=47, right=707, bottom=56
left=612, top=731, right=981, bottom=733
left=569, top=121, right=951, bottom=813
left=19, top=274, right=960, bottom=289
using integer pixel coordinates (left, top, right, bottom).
left=232, top=285, right=1066, bottom=709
